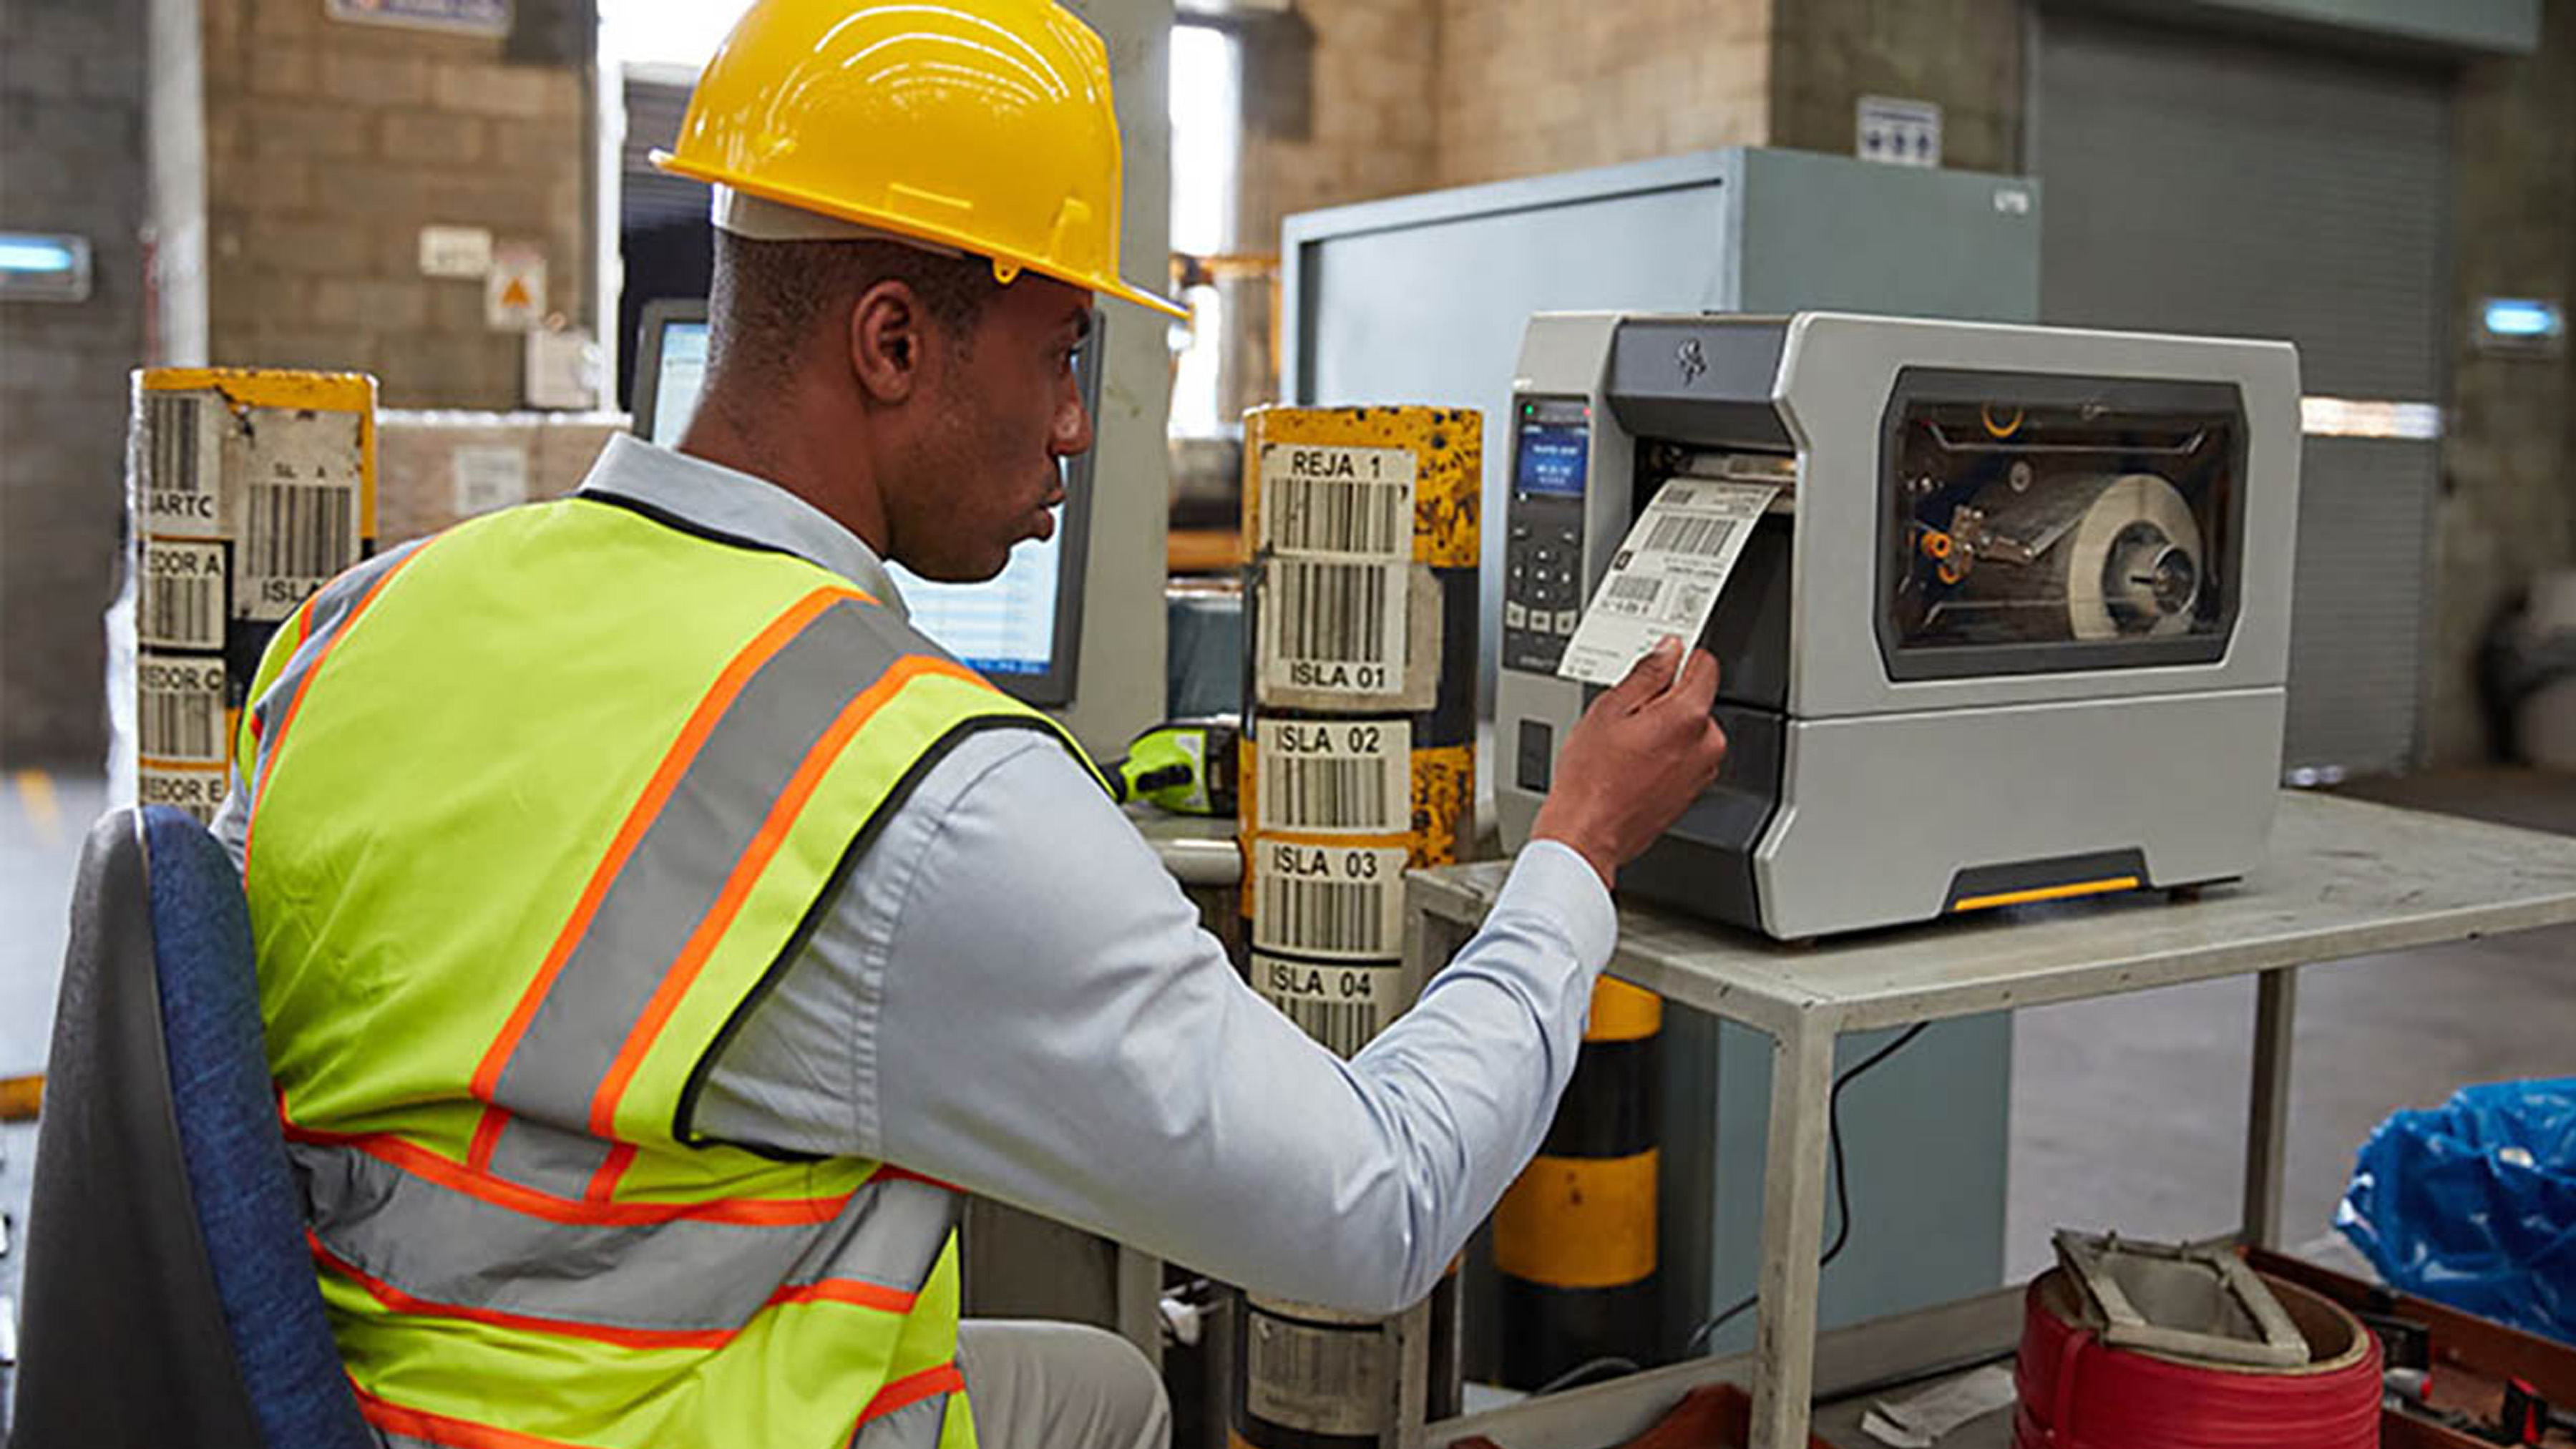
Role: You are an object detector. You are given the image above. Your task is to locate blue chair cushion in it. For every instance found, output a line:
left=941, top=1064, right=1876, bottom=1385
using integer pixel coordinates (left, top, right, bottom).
left=145, top=806, right=372, bottom=1449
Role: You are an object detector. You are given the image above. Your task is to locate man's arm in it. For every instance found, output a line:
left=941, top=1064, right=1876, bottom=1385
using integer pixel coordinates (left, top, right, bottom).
left=693, top=640, right=1724, bottom=1312
left=868, top=734, right=1613, bottom=1313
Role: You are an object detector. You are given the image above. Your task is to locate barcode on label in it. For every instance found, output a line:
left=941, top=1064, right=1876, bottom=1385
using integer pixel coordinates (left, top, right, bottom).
left=143, top=571, right=223, bottom=650
left=1245, top=1309, right=1388, bottom=1435
left=1276, top=997, right=1379, bottom=1056
left=149, top=393, right=208, bottom=494
left=1262, top=756, right=1398, bottom=832
left=1274, top=560, right=1395, bottom=664
left=1643, top=514, right=1737, bottom=555
left=1603, top=574, right=1663, bottom=610
left=1253, top=955, right=1398, bottom=1058
left=1266, top=477, right=1410, bottom=558
left=246, top=484, right=356, bottom=582
left=138, top=656, right=227, bottom=763
left=140, top=764, right=227, bottom=824
left=140, top=540, right=228, bottom=650
left=1259, top=444, right=1416, bottom=561
left=1255, top=877, right=1392, bottom=957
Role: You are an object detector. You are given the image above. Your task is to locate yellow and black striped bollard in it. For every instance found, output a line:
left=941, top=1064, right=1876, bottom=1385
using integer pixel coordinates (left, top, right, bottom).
left=1492, top=977, right=1661, bottom=1387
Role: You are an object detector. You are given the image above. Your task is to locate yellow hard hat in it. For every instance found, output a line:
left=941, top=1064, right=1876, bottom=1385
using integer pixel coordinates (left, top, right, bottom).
left=653, top=0, right=1187, bottom=320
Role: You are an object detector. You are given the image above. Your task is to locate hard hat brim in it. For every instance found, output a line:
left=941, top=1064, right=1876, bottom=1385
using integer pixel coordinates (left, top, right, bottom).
left=655, top=150, right=1191, bottom=321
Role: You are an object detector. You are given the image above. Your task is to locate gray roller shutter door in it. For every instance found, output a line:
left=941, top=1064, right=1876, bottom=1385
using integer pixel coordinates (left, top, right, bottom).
left=622, top=76, right=700, bottom=233
left=2036, top=9, right=2450, bottom=775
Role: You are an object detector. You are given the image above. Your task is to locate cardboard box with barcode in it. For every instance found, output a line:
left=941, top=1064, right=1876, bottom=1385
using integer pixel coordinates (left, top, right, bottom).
left=117, top=369, right=376, bottom=824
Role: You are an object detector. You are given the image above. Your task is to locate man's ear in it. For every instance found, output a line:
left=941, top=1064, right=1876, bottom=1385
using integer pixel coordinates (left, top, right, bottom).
left=848, top=279, right=929, bottom=404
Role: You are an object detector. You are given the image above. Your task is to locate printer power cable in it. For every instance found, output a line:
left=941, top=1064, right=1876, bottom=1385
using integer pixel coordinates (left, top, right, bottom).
left=1685, top=1022, right=1931, bottom=1357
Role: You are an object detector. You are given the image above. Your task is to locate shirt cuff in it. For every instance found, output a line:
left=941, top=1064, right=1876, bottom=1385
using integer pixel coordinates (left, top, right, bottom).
left=1493, top=839, right=1619, bottom=973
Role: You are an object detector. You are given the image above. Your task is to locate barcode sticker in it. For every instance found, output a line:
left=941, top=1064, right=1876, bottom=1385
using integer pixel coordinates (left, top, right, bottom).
left=1244, top=1302, right=1389, bottom=1435
left=236, top=408, right=366, bottom=621
left=1558, top=478, right=1776, bottom=686
left=1258, top=443, right=1416, bottom=560
left=1259, top=558, right=1407, bottom=697
left=1251, top=840, right=1409, bottom=960
left=140, top=761, right=229, bottom=825
left=138, top=653, right=228, bottom=764
left=1601, top=573, right=1664, bottom=613
left=143, top=391, right=223, bottom=537
left=139, top=540, right=228, bottom=650
left=1253, top=952, right=1400, bottom=1057
left=1641, top=513, right=1737, bottom=555
left=1257, top=718, right=1409, bottom=835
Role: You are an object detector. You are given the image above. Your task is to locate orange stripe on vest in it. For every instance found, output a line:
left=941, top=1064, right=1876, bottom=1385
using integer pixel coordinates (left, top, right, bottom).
left=465, top=585, right=867, bottom=1173
left=243, top=541, right=439, bottom=874
left=579, top=655, right=992, bottom=1194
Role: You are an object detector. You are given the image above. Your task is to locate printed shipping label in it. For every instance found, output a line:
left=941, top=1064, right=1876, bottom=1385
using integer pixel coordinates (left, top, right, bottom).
left=1257, top=717, right=1410, bottom=836
left=1259, top=558, right=1407, bottom=698
left=236, top=408, right=366, bottom=621
left=1244, top=1302, right=1388, bottom=1435
left=139, top=761, right=230, bottom=825
left=1251, top=839, right=1409, bottom=960
left=1252, top=952, right=1401, bottom=1058
left=137, top=653, right=229, bottom=764
left=142, top=391, right=225, bottom=538
left=139, top=539, right=229, bottom=652
left=1556, top=479, right=1777, bottom=686
left=1258, top=443, right=1416, bottom=561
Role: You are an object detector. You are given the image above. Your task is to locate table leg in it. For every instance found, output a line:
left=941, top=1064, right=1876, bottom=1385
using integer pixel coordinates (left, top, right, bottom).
left=1748, top=1018, right=1838, bottom=1449
left=2243, top=967, right=2297, bottom=1249
left=1116, top=1244, right=1163, bottom=1370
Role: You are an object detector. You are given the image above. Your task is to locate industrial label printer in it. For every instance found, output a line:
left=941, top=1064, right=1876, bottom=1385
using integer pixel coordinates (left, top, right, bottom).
left=1497, top=312, right=2302, bottom=938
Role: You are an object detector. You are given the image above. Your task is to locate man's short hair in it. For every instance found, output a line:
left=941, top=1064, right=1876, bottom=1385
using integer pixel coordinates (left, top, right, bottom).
left=707, top=231, right=1002, bottom=386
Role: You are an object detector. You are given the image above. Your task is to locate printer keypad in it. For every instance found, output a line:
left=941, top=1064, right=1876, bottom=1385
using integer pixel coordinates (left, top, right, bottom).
left=1503, top=499, right=1584, bottom=672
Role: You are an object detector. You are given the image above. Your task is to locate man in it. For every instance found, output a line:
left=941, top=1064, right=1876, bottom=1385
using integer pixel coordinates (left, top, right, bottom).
left=214, top=2, right=1727, bottom=1446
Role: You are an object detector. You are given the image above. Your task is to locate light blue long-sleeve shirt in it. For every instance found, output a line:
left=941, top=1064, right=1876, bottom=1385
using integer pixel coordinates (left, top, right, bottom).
left=220, top=434, right=1619, bottom=1314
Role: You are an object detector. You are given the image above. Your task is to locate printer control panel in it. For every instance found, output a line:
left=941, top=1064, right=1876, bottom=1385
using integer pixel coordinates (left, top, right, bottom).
left=1503, top=398, right=1591, bottom=674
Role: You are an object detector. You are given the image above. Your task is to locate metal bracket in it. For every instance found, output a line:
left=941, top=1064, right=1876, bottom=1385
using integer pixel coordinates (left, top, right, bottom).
left=2053, top=1229, right=2307, bottom=1367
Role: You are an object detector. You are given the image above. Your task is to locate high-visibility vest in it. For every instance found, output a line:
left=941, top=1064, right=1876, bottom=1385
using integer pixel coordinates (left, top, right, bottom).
left=233, top=494, right=1094, bottom=1449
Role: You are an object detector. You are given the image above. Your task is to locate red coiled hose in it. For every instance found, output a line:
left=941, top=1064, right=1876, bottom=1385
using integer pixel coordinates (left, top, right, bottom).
left=2012, top=1270, right=2381, bottom=1449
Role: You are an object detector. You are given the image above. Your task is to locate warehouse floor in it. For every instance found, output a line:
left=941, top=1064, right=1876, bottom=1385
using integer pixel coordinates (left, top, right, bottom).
left=2, top=769, right=2570, bottom=1370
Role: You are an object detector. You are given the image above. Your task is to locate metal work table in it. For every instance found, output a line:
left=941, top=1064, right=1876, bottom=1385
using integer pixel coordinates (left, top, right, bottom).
left=1401, top=791, right=2576, bottom=1449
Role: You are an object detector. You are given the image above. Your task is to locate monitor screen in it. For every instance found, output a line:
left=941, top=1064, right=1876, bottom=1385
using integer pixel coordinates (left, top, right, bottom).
left=630, top=298, right=1093, bottom=706
left=643, top=316, right=707, bottom=448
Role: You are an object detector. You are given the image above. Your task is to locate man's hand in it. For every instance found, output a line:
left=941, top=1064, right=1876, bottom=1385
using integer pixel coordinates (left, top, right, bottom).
left=1530, top=638, right=1729, bottom=889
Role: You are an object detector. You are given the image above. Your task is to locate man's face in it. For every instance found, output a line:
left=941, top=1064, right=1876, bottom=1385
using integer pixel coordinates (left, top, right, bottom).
left=887, top=275, right=1096, bottom=582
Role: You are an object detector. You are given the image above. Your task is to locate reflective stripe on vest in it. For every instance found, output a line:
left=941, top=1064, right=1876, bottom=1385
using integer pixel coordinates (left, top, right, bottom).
left=240, top=498, right=1080, bottom=1449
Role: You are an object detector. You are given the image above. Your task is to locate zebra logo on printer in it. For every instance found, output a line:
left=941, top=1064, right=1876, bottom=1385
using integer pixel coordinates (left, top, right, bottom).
left=1676, top=336, right=1708, bottom=385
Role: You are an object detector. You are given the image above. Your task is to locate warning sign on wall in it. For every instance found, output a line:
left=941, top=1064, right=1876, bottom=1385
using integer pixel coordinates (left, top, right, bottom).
left=327, top=0, right=511, bottom=37
left=485, top=242, right=547, bottom=331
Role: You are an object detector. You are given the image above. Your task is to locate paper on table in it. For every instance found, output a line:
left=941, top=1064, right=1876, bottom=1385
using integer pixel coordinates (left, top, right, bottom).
left=1860, top=1363, right=2018, bottom=1447
left=1555, top=477, right=1777, bottom=686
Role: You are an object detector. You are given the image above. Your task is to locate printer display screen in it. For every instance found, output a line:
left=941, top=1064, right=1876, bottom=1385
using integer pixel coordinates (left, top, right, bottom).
left=1516, top=419, right=1589, bottom=497
left=1883, top=379, right=2243, bottom=663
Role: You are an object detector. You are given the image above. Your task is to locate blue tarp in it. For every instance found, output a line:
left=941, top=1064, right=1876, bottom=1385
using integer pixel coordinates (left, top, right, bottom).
left=2338, top=1078, right=2576, bottom=1345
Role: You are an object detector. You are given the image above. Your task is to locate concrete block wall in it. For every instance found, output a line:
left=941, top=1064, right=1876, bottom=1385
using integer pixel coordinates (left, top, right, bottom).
left=2428, top=5, right=2576, bottom=763
left=1433, top=0, right=1769, bottom=188
left=0, top=0, right=149, bottom=765
left=1765, top=0, right=2021, bottom=175
left=1236, top=0, right=1443, bottom=250
left=197, top=0, right=591, bottom=409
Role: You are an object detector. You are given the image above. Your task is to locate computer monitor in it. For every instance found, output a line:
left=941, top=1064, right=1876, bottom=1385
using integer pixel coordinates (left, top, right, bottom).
left=630, top=297, right=1096, bottom=707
